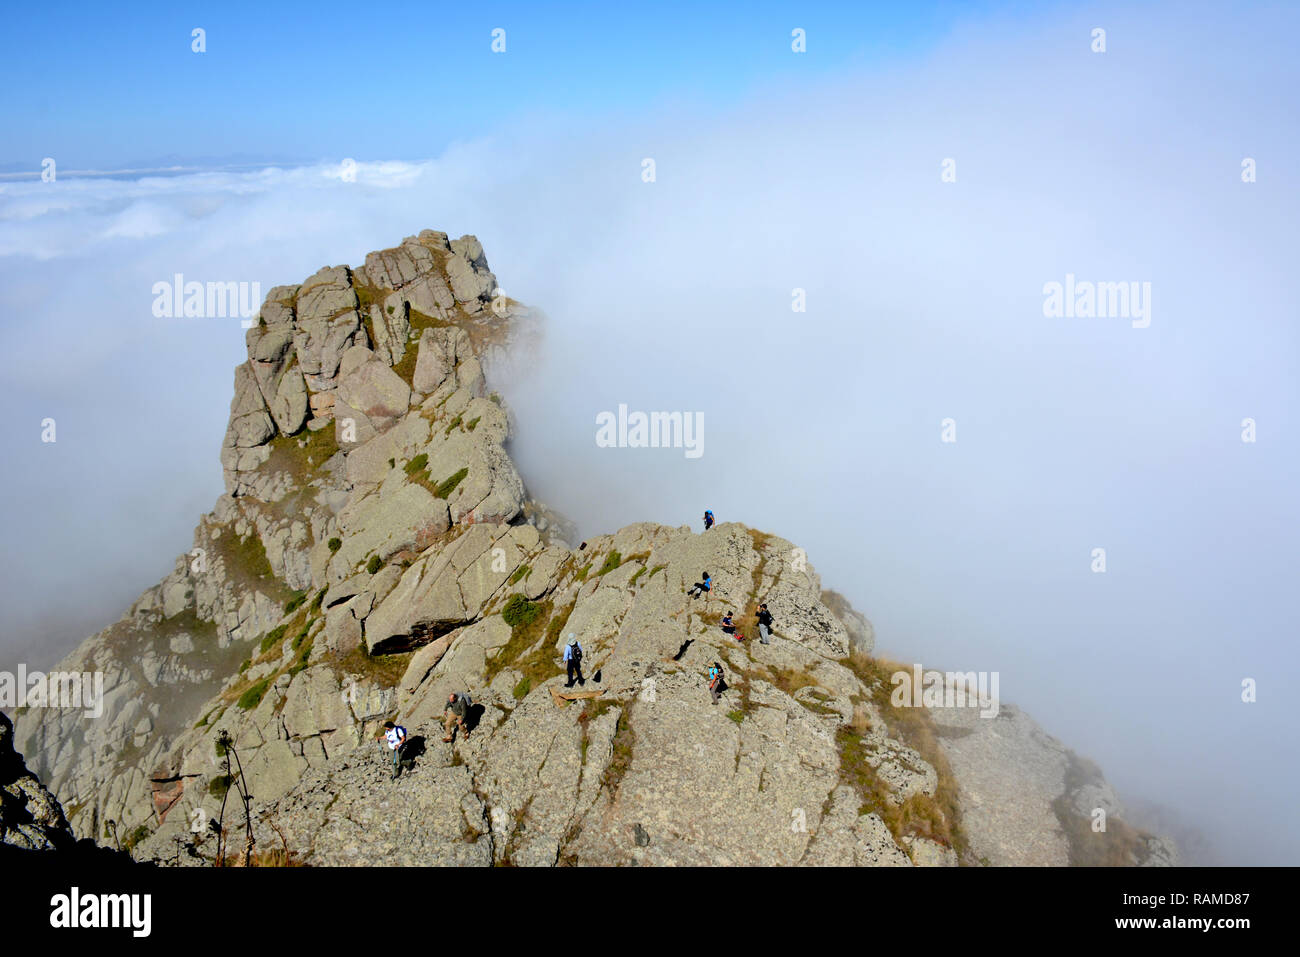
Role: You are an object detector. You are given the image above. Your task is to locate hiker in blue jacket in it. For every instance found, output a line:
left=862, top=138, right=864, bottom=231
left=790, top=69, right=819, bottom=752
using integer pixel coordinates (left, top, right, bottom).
left=563, top=634, right=586, bottom=688
left=703, top=509, right=715, bottom=531
left=707, top=661, right=725, bottom=705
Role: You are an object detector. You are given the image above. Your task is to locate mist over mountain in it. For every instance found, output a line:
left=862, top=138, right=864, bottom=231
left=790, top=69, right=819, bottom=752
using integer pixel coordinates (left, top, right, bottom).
left=4, top=230, right=1179, bottom=868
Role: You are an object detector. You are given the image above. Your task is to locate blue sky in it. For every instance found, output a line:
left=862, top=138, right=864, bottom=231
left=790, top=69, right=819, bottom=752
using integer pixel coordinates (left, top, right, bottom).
left=1, top=0, right=1014, bottom=170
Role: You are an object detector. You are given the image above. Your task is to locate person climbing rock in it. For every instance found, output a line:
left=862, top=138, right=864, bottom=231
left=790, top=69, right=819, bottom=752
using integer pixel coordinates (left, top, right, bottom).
left=703, top=509, right=715, bottom=531
left=563, top=634, right=586, bottom=687
left=688, top=571, right=712, bottom=599
left=378, top=720, right=408, bottom=779
left=707, top=661, right=725, bottom=705
left=720, top=612, right=735, bottom=635
left=757, top=603, right=775, bottom=645
left=443, top=691, right=472, bottom=743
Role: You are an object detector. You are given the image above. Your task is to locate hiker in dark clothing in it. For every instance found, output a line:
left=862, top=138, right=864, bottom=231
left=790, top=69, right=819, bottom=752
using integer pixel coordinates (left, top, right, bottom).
left=720, top=612, right=735, bottom=635
left=703, top=510, right=715, bottom=531
left=707, top=662, right=725, bottom=705
left=688, top=572, right=712, bottom=599
left=757, top=603, right=775, bottom=645
left=563, top=634, right=586, bottom=687
left=378, top=721, right=408, bottom=779
left=443, top=691, right=472, bottom=742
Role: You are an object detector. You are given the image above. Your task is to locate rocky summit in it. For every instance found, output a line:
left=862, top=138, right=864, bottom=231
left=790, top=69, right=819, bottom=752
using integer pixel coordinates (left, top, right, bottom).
left=9, top=231, right=1176, bottom=867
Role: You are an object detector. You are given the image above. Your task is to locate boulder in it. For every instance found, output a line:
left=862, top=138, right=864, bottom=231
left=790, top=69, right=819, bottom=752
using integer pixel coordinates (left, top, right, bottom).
left=335, top=346, right=411, bottom=436
left=292, top=266, right=364, bottom=391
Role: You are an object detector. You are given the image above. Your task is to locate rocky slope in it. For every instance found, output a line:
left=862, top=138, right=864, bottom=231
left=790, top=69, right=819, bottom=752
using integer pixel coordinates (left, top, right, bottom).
left=1, top=710, right=78, bottom=852
left=8, top=231, right=1176, bottom=866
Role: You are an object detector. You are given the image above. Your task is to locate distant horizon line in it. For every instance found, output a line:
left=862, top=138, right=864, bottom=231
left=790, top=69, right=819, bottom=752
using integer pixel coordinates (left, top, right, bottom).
left=0, top=160, right=317, bottom=182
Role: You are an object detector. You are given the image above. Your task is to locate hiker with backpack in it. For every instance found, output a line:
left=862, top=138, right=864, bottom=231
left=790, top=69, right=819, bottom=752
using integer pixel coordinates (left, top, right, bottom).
left=703, top=509, right=715, bottom=531
left=443, top=691, right=473, bottom=743
left=563, top=634, right=586, bottom=688
left=688, top=571, right=712, bottom=599
left=757, top=603, right=775, bottom=645
left=706, top=661, right=725, bottom=705
left=378, top=720, right=408, bottom=779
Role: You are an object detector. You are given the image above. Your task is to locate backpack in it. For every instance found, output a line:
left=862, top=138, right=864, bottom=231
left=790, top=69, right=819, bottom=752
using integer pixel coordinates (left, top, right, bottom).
left=570, top=643, right=583, bottom=664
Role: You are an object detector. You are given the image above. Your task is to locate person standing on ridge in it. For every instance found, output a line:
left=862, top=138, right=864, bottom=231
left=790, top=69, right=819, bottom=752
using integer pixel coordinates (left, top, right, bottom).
left=563, top=634, right=586, bottom=687
left=757, top=603, right=776, bottom=645
left=703, top=510, right=715, bottom=531
left=378, top=720, right=408, bottom=779
left=443, top=691, right=472, bottom=743
left=707, top=661, right=725, bottom=705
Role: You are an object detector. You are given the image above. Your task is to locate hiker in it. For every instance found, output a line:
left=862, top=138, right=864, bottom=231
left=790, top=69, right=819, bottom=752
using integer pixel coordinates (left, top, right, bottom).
left=720, top=612, right=735, bottom=635
left=443, top=691, right=472, bottom=743
left=703, top=509, right=715, bottom=531
left=687, top=571, right=712, bottom=599
left=378, top=720, right=408, bottom=779
left=706, top=661, right=725, bottom=705
left=757, top=603, right=775, bottom=645
left=563, top=633, right=586, bottom=687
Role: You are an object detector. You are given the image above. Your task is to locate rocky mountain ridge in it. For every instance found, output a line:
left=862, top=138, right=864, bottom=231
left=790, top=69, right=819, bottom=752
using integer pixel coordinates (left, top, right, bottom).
left=7, top=230, right=1176, bottom=867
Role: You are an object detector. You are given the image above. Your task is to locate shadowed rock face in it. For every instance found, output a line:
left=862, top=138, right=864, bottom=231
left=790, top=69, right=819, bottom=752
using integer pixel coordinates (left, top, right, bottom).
left=10, top=231, right=1176, bottom=868
left=1, top=710, right=75, bottom=852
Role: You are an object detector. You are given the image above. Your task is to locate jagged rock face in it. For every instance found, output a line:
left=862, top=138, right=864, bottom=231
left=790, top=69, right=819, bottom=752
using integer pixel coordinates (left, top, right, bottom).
left=1, top=711, right=77, bottom=852
left=13, top=230, right=521, bottom=848
left=129, top=521, right=932, bottom=867
left=14, top=230, right=1176, bottom=868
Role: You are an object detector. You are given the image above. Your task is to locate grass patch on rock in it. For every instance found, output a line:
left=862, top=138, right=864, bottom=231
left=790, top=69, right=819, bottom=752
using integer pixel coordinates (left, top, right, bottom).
left=263, top=427, right=339, bottom=485
left=237, top=677, right=272, bottom=711
left=1052, top=753, right=1155, bottom=866
left=484, top=598, right=557, bottom=690
left=329, top=641, right=413, bottom=691
left=434, top=467, right=468, bottom=499
left=841, top=651, right=970, bottom=862
left=259, top=623, right=289, bottom=655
